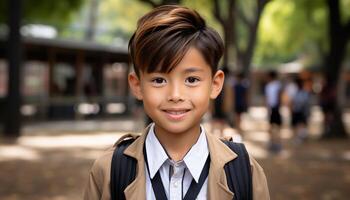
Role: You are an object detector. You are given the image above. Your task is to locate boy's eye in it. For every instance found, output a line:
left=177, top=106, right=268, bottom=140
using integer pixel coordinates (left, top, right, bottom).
left=185, top=77, right=200, bottom=85
left=151, top=77, right=166, bottom=85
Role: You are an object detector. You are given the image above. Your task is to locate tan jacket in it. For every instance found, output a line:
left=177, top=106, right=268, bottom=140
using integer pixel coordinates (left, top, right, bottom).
left=83, top=128, right=270, bottom=200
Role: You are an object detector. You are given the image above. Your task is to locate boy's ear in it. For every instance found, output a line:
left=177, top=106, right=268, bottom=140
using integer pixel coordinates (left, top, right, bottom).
left=128, top=72, right=143, bottom=100
left=210, top=70, right=225, bottom=99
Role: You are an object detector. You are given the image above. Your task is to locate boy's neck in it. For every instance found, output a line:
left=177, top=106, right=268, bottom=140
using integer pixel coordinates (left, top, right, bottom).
left=153, top=125, right=201, bottom=162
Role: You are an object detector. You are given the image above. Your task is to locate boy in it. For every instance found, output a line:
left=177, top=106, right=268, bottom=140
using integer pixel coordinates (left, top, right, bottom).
left=291, top=77, right=310, bottom=144
left=265, top=71, right=283, bottom=153
left=84, top=5, right=269, bottom=200
left=232, top=72, right=249, bottom=136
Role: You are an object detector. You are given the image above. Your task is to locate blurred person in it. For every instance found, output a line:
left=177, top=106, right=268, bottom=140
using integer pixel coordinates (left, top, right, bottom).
left=84, top=5, right=269, bottom=200
left=290, top=77, right=311, bottom=144
left=319, top=77, right=336, bottom=136
left=232, top=72, right=249, bottom=136
left=265, top=70, right=283, bottom=153
left=284, top=75, right=298, bottom=108
left=283, top=75, right=298, bottom=127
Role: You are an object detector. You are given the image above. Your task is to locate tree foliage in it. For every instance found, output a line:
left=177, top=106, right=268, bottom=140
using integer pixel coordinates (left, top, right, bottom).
left=0, top=0, right=85, bottom=27
left=212, top=0, right=271, bottom=75
left=98, top=0, right=152, bottom=40
left=255, top=0, right=350, bottom=67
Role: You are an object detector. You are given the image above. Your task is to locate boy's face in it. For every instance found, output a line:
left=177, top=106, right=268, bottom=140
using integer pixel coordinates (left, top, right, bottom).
left=129, top=48, right=224, bottom=135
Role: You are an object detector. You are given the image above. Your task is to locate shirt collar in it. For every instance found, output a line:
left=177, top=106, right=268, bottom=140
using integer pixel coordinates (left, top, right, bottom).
left=183, top=126, right=209, bottom=183
left=145, top=123, right=168, bottom=179
left=145, top=123, right=209, bottom=182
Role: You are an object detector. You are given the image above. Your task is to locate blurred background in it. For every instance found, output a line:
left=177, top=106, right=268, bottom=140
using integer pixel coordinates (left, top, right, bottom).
left=0, top=0, right=349, bottom=199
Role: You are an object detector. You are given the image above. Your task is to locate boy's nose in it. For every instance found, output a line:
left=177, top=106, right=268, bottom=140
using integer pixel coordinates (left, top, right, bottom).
left=167, top=84, right=184, bottom=102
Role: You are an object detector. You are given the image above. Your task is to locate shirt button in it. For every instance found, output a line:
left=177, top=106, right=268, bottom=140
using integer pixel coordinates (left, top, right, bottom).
left=174, top=181, right=179, bottom=188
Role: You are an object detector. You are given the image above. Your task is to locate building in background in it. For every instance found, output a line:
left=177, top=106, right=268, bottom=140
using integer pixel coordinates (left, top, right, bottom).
left=0, top=36, right=130, bottom=122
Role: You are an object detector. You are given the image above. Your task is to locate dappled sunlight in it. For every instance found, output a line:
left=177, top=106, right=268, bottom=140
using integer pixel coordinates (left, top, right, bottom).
left=244, top=141, right=269, bottom=159
left=23, top=120, right=136, bottom=135
left=248, top=106, right=268, bottom=120
left=280, top=128, right=293, bottom=139
left=241, top=110, right=269, bottom=132
left=71, top=149, right=106, bottom=160
left=344, top=110, right=350, bottom=133
left=0, top=145, right=41, bottom=161
left=0, top=131, right=128, bottom=161
left=309, top=106, right=324, bottom=122
left=18, top=132, right=124, bottom=149
left=342, top=151, right=350, bottom=161
left=244, top=131, right=270, bottom=143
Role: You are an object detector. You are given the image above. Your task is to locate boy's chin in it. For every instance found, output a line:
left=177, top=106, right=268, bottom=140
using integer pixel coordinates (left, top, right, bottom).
left=154, top=122, right=201, bottom=135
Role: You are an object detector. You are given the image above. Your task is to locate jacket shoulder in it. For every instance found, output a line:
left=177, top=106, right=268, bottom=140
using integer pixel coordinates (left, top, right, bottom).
left=91, top=133, right=140, bottom=176
left=249, top=155, right=270, bottom=200
left=114, top=133, right=140, bottom=147
left=84, top=146, right=115, bottom=200
left=84, top=133, right=140, bottom=200
left=90, top=146, right=115, bottom=183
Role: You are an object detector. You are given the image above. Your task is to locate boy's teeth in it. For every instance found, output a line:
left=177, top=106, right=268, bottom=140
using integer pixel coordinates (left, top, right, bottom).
left=168, top=110, right=186, bottom=114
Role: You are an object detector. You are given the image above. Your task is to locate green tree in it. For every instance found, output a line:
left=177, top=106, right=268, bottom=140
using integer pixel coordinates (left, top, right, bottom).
left=213, top=0, right=271, bottom=74
left=0, top=0, right=84, bottom=27
left=256, top=0, right=349, bottom=138
left=255, top=0, right=328, bottom=66
left=98, top=0, right=152, bottom=41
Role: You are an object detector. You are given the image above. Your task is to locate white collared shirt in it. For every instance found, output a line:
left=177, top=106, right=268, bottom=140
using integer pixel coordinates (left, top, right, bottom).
left=145, top=123, right=209, bottom=200
left=265, top=80, right=282, bottom=108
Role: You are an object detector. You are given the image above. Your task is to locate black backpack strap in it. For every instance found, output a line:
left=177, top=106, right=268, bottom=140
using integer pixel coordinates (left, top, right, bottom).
left=110, top=137, right=138, bottom=200
left=222, top=140, right=253, bottom=200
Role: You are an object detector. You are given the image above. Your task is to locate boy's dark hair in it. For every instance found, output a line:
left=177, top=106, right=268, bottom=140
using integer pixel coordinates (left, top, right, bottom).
left=236, top=72, right=245, bottom=80
left=295, top=77, right=303, bottom=89
left=267, top=70, right=278, bottom=80
left=128, top=5, right=224, bottom=77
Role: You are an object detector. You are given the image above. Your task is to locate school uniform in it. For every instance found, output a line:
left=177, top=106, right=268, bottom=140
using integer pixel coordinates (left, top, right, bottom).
left=265, top=80, right=282, bottom=125
left=83, top=124, right=270, bottom=200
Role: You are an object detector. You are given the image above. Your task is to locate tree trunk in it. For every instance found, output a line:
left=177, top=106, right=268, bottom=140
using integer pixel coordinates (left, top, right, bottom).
left=321, top=0, right=348, bottom=138
left=4, top=0, right=22, bottom=137
left=85, top=0, right=99, bottom=41
left=222, top=18, right=235, bottom=68
left=238, top=0, right=270, bottom=76
left=213, top=0, right=236, bottom=68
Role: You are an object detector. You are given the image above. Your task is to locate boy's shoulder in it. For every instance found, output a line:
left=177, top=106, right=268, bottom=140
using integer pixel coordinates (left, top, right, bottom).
left=90, top=134, right=140, bottom=174
left=89, top=145, right=115, bottom=176
left=114, top=133, right=140, bottom=147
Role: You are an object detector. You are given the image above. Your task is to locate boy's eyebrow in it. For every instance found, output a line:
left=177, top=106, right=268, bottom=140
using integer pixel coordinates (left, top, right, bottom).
left=183, top=67, right=205, bottom=73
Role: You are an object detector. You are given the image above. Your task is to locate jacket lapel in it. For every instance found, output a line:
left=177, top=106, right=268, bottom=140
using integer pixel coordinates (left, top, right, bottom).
left=206, top=132, right=237, bottom=200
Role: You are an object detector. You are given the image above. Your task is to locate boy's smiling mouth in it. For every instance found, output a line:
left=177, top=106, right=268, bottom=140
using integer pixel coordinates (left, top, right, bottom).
left=162, top=108, right=191, bottom=120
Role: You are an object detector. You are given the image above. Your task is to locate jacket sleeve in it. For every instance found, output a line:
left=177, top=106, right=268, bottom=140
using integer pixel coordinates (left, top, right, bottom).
left=250, top=156, right=270, bottom=200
